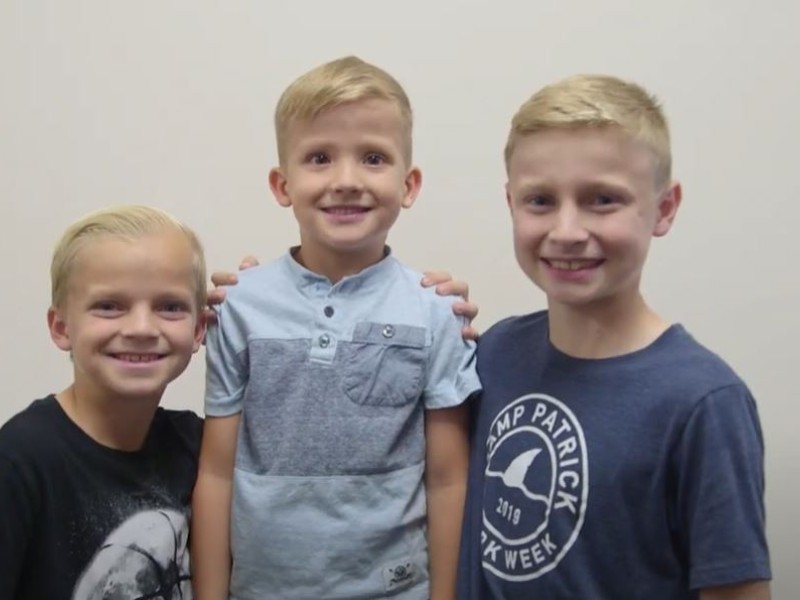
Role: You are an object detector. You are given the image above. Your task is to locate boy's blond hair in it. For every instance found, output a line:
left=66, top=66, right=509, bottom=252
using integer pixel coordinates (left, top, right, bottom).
left=51, top=205, right=207, bottom=311
left=505, top=74, right=672, bottom=188
left=274, top=55, right=413, bottom=165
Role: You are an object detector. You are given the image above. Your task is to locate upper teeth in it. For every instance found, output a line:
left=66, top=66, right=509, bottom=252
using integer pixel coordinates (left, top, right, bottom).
left=549, top=260, right=596, bottom=271
left=115, top=354, right=161, bottom=362
left=326, top=206, right=365, bottom=214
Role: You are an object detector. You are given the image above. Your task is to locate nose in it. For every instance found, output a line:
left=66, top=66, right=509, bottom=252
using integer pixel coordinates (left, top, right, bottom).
left=331, top=159, right=364, bottom=194
left=548, top=204, right=590, bottom=246
left=121, top=306, right=159, bottom=338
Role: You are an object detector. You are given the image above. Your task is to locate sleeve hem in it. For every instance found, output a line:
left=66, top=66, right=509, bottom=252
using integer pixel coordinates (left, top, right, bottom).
left=690, top=560, right=771, bottom=590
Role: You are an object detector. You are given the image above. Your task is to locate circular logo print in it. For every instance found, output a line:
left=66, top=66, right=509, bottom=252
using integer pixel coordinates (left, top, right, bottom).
left=482, top=394, right=588, bottom=581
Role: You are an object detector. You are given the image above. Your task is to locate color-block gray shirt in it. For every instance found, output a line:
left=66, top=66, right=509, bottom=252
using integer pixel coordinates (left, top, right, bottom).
left=205, top=250, right=482, bottom=600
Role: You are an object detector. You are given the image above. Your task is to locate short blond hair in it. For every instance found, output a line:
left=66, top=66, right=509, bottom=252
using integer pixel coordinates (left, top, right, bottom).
left=505, top=74, right=672, bottom=187
left=274, top=55, right=413, bottom=164
left=51, top=205, right=207, bottom=310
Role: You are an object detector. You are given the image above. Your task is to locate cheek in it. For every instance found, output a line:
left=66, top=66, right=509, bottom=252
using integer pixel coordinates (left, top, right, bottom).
left=76, top=321, right=113, bottom=343
left=166, top=322, right=198, bottom=344
left=374, top=174, right=404, bottom=197
left=288, top=177, right=321, bottom=199
left=512, top=229, right=543, bottom=270
left=512, top=216, right=543, bottom=245
left=597, top=217, right=649, bottom=250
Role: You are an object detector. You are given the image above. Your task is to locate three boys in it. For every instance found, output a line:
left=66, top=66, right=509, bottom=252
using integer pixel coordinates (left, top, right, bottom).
left=0, top=60, right=771, bottom=600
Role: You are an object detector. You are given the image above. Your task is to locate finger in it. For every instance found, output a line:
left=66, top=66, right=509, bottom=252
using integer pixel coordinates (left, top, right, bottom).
left=210, top=272, right=239, bottom=287
left=206, top=288, right=227, bottom=307
left=201, top=307, right=219, bottom=328
left=239, top=255, right=260, bottom=270
left=451, top=300, right=479, bottom=322
left=436, top=280, right=470, bottom=301
left=461, top=324, right=480, bottom=342
left=421, top=270, right=452, bottom=286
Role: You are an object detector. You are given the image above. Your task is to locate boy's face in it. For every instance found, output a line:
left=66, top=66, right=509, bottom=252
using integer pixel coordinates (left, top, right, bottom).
left=270, top=98, right=421, bottom=276
left=505, top=127, right=680, bottom=311
left=48, top=231, right=206, bottom=404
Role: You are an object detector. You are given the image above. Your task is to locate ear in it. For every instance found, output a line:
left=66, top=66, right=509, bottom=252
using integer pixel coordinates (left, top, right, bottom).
left=400, top=166, right=422, bottom=209
left=653, top=180, right=682, bottom=237
left=47, top=306, right=72, bottom=352
left=192, top=311, right=207, bottom=353
left=269, top=167, right=292, bottom=208
left=505, top=182, right=513, bottom=213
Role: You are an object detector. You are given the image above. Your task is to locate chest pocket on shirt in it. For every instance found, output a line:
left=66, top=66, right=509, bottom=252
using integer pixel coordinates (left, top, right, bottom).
left=340, top=322, right=428, bottom=407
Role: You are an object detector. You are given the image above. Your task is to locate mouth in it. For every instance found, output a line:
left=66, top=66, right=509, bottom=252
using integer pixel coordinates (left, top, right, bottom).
left=322, top=206, right=371, bottom=215
left=108, top=353, right=167, bottom=363
left=543, top=258, right=604, bottom=271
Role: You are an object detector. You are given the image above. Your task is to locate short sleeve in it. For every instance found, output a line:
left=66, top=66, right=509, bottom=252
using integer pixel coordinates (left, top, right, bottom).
left=0, top=456, right=37, bottom=597
left=422, top=298, right=482, bottom=410
left=204, top=303, right=249, bottom=417
left=674, top=384, right=771, bottom=589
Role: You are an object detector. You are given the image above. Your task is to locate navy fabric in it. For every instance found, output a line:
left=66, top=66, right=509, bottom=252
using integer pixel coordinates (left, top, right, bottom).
left=458, top=311, right=770, bottom=600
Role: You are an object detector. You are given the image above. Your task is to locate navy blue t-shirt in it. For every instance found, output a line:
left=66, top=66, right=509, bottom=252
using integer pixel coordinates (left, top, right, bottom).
left=458, top=311, right=770, bottom=600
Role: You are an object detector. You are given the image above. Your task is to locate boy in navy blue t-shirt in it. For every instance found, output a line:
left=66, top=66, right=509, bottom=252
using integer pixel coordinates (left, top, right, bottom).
left=458, top=75, right=770, bottom=600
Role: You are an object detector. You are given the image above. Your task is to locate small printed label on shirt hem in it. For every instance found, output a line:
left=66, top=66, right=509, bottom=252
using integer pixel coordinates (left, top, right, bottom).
left=382, top=559, right=418, bottom=592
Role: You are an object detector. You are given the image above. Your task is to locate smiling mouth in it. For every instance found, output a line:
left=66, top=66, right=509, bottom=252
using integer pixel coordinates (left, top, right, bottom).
left=543, top=259, right=604, bottom=271
left=323, top=206, right=371, bottom=215
left=109, top=353, right=166, bottom=363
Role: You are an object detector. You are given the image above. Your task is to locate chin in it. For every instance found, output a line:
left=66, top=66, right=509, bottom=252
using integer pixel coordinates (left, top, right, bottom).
left=110, top=383, right=170, bottom=402
left=544, top=288, right=603, bottom=306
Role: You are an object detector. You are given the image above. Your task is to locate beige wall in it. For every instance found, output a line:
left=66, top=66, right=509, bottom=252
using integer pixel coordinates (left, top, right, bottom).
left=1, top=0, right=797, bottom=594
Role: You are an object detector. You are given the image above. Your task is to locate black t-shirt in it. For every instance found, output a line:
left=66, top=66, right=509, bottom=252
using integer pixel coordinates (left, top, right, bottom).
left=0, top=395, right=202, bottom=600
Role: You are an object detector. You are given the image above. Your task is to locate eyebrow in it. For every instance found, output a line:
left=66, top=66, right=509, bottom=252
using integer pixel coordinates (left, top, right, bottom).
left=513, top=177, right=636, bottom=197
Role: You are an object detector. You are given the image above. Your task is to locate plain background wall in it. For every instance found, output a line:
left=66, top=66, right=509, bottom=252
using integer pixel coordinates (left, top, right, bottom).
left=1, top=0, right=797, bottom=593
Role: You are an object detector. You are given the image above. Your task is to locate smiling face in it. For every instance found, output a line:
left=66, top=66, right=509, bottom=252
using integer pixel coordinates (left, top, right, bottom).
left=48, top=231, right=206, bottom=405
left=269, top=98, right=421, bottom=281
left=505, top=127, right=680, bottom=313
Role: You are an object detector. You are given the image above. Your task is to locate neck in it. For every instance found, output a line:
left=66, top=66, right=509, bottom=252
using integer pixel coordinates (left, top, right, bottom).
left=547, top=292, right=670, bottom=359
left=56, top=383, right=160, bottom=451
left=294, top=244, right=386, bottom=283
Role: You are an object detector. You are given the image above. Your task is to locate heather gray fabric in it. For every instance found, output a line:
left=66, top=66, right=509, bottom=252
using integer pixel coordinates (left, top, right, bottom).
left=205, top=249, right=481, bottom=600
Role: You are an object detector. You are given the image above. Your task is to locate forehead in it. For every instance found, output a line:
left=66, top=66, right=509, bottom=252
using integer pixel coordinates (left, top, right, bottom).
left=507, top=128, right=658, bottom=190
left=68, top=232, right=197, bottom=296
left=284, top=98, right=407, bottom=149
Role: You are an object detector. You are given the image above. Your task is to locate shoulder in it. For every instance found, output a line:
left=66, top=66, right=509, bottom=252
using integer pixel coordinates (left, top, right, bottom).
left=150, top=408, right=203, bottom=457
left=152, top=407, right=203, bottom=434
left=223, top=255, right=290, bottom=300
left=597, top=325, right=756, bottom=422
left=480, top=311, right=549, bottom=350
left=209, top=256, right=292, bottom=338
left=652, top=325, right=745, bottom=392
left=385, top=259, right=427, bottom=293
left=384, top=259, right=458, bottom=318
left=0, top=396, right=71, bottom=502
left=0, top=396, right=63, bottom=459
